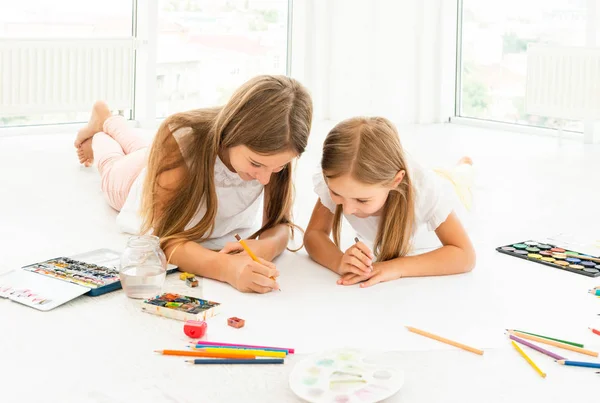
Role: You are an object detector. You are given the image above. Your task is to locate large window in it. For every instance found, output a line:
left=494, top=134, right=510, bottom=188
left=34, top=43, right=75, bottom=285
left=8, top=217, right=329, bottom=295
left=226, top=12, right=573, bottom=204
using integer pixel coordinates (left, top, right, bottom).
left=457, top=0, right=587, bottom=131
left=0, top=0, right=134, bottom=127
left=156, top=0, right=290, bottom=117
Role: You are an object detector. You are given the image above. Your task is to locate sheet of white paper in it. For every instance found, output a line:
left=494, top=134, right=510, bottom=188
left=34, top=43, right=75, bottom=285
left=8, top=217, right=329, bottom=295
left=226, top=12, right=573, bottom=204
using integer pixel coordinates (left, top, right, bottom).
left=194, top=251, right=504, bottom=354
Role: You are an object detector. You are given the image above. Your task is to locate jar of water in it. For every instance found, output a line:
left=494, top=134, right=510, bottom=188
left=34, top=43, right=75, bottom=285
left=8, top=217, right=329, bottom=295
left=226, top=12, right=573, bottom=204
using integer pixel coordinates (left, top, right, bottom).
left=119, top=235, right=167, bottom=299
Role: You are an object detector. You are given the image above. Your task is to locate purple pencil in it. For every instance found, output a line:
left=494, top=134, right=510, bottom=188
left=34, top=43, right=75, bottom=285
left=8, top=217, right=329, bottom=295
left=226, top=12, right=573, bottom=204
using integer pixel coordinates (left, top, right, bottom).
left=509, top=334, right=566, bottom=360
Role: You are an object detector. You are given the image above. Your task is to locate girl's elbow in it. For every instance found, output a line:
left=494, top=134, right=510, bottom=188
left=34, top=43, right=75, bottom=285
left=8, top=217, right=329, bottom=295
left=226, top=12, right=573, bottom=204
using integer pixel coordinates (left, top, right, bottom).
left=464, top=248, right=476, bottom=273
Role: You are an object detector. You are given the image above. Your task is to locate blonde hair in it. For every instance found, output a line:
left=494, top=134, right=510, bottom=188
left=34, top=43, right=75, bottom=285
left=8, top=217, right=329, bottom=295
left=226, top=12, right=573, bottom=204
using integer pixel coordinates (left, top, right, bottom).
left=321, top=117, right=415, bottom=261
left=141, top=75, right=313, bottom=250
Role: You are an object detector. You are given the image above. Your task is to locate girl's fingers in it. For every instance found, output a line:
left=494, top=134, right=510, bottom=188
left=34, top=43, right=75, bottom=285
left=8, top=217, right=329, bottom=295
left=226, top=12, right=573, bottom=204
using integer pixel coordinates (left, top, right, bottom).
left=354, top=241, right=374, bottom=259
left=350, top=247, right=373, bottom=269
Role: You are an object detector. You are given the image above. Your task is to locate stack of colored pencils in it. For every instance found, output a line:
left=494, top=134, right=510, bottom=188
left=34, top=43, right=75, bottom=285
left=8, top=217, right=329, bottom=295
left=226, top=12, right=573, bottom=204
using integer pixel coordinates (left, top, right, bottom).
left=155, top=341, right=294, bottom=365
left=506, top=329, right=600, bottom=377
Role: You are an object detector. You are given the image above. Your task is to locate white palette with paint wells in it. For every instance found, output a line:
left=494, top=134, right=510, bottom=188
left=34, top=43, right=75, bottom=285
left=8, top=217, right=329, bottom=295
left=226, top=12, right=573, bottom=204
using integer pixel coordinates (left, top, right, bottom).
left=289, top=348, right=404, bottom=403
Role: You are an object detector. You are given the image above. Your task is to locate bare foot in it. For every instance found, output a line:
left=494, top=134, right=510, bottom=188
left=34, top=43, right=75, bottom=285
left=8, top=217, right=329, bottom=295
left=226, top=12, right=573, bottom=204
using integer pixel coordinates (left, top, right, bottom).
left=77, top=139, right=94, bottom=167
left=74, top=101, right=111, bottom=148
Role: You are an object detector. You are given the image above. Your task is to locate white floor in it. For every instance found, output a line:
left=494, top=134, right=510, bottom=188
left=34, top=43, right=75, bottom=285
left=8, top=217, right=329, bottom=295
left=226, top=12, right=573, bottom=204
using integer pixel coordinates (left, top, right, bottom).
left=1, top=122, right=600, bottom=402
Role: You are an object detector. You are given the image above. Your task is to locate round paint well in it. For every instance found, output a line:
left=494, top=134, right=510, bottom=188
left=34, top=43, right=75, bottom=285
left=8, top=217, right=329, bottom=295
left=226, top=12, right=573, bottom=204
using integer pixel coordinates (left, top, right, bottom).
left=537, top=244, right=551, bottom=250
left=334, top=395, right=350, bottom=403
left=569, top=264, right=584, bottom=269
left=527, top=253, right=542, bottom=259
left=540, top=257, right=556, bottom=262
left=526, top=247, right=540, bottom=252
left=303, top=377, right=319, bottom=386
left=565, top=251, right=579, bottom=256
left=566, top=257, right=581, bottom=263
left=540, top=251, right=553, bottom=256
left=551, top=247, right=566, bottom=253
left=373, top=370, right=392, bottom=380
left=581, top=261, right=596, bottom=268
left=524, top=241, right=539, bottom=246
left=514, top=250, right=528, bottom=255
left=512, top=244, right=527, bottom=249
left=307, top=389, right=324, bottom=398
left=501, top=246, right=516, bottom=252
left=583, top=268, right=599, bottom=274
left=555, top=261, right=570, bottom=266
left=552, top=253, right=567, bottom=259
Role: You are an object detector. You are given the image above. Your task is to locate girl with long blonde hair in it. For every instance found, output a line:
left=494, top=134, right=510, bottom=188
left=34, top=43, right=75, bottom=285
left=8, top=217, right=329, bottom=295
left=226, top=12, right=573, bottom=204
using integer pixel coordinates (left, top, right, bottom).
left=304, top=117, right=475, bottom=287
left=74, top=75, right=313, bottom=293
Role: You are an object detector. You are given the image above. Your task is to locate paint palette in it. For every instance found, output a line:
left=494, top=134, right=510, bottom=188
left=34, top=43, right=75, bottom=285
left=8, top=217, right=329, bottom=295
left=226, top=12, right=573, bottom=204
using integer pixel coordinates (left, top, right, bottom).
left=289, top=348, right=404, bottom=403
left=497, top=240, right=600, bottom=277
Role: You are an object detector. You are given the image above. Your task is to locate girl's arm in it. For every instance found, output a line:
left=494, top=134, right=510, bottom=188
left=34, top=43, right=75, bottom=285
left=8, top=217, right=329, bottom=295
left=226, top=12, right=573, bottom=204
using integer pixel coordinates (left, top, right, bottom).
left=342, top=212, right=476, bottom=287
left=304, top=201, right=373, bottom=275
left=304, top=201, right=344, bottom=272
left=219, top=191, right=295, bottom=261
left=155, top=161, right=278, bottom=292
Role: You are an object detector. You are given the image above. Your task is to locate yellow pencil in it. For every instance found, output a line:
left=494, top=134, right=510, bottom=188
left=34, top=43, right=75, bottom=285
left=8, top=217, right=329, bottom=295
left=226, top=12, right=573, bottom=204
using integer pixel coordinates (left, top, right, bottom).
left=195, top=347, right=286, bottom=358
left=406, top=326, right=484, bottom=355
left=511, top=341, right=546, bottom=378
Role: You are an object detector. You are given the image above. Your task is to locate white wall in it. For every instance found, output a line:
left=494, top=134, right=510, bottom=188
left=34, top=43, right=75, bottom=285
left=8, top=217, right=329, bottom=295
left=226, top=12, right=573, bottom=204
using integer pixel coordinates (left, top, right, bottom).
left=292, top=0, right=457, bottom=124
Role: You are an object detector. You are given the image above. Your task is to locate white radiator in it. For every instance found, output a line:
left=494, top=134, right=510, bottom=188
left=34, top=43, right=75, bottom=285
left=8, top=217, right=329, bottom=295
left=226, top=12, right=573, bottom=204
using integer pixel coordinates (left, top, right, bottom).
left=0, top=38, right=135, bottom=116
left=525, top=44, right=600, bottom=120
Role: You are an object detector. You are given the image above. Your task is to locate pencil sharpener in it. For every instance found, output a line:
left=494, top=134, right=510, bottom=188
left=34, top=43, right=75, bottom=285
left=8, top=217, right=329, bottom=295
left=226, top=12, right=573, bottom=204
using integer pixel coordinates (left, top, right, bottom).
left=183, top=320, right=207, bottom=338
left=227, top=317, right=245, bottom=329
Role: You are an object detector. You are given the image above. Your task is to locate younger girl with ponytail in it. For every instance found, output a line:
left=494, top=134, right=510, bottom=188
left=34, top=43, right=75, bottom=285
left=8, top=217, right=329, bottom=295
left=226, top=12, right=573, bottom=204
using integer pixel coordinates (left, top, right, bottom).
left=304, top=117, right=475, bottom=288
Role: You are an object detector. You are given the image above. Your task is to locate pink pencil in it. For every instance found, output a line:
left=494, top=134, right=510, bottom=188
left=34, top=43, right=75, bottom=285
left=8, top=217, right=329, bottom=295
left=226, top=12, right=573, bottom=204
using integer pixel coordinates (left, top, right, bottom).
left=189, top=340, right=295, bottom=354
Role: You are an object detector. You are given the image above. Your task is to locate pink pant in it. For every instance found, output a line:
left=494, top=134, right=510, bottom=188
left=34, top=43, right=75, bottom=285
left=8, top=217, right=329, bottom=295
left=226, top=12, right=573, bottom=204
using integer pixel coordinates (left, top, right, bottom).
left=92, top=116, right=149, bottom=211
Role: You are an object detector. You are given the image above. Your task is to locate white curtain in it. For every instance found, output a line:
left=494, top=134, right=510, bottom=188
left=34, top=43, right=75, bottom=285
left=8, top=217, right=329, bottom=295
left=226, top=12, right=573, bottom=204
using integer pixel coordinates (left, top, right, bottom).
left=291, top=0, right=456, bottom=124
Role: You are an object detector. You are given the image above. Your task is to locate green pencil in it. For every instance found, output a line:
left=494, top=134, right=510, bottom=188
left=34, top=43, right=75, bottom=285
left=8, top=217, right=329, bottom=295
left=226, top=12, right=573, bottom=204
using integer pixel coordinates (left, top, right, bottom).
left=511, top=330, right=584, bottom=348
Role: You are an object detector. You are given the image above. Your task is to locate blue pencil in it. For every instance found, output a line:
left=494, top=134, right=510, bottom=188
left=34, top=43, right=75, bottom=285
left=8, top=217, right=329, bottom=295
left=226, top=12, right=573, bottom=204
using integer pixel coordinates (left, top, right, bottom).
left=557, top=360, right=600, bottom=369
left=191, top=344, right=288, bottom=354
left=186, top=358, right=284, bottom=365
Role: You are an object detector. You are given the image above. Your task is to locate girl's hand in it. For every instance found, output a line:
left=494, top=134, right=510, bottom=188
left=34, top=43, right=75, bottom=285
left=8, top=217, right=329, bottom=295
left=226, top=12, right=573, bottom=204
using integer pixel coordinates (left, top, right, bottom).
left=336, top=240, right=374, bottom=276
left=225, top=254, right=280, bottom=293
left=219, top=239, right=269, bottom=257
left=338, top=262, right=401, bottom=288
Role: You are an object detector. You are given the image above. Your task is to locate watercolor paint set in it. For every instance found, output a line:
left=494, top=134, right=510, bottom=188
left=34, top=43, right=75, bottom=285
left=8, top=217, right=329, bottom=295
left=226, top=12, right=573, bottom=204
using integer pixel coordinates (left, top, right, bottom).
left=141, top=292, right=221, bottom=321
left=497, top=240, right=600, bottom=277
left=289, top=348, right=404, bottom=403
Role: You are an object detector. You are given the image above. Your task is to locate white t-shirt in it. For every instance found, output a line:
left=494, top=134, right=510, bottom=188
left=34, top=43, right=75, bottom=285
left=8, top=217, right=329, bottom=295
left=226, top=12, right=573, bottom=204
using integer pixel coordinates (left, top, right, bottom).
left=312, top=154, right=457, bottom=248
left=116, top=127, right=264, bottom=250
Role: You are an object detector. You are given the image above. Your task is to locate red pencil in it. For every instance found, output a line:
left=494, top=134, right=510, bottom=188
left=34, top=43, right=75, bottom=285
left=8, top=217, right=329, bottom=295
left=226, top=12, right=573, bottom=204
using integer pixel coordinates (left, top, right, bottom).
left=590, top=327, right=600, bottom=336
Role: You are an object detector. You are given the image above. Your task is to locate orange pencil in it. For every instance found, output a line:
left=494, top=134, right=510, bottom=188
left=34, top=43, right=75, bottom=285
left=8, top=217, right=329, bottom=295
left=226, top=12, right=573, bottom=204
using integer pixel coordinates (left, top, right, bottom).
left=406, top=326, right=484, bottom=355
left=508, top=331, right=599, bottom=357
left=154, top=350, right=255, bottom=359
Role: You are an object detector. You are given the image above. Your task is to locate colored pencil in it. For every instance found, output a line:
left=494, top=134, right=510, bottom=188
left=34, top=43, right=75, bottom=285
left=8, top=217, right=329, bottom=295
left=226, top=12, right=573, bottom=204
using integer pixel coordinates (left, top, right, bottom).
left=189, top=340, right=295, bottom=354
left=234, top=233, right=279, bottom=289
left=508, top=331, right=598, bottom=357
left=186, top=358, right=284, bottom=365
left=556, top=360, right=600, bottom=369
left=405, top=326, right=484, bottom=355
left=154, top=350, right=255, bottom=359
left=511, top=341, right=546, bottom=378
left=590, top=327, right=600, bottom=337
left=509, top=334, right=565, bottom=360
left=194, top=347, right=286, bottom=358
left=192, top=343, right=289, bottom=354
left=509, top=329, right=584, bottom=348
